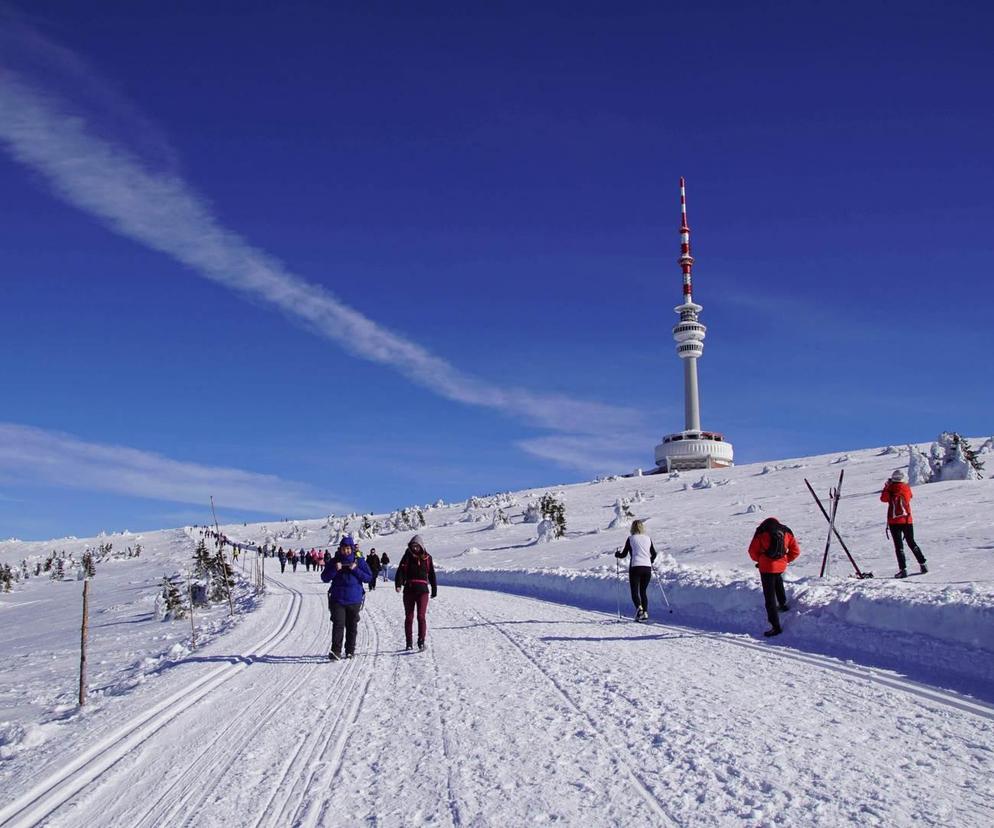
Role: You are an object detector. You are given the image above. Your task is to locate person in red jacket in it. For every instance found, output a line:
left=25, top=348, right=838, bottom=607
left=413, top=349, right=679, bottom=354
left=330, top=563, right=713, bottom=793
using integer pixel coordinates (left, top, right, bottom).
left=880, top=468, right=927, bottom=579
left=748, top=517, right=801, bottom=638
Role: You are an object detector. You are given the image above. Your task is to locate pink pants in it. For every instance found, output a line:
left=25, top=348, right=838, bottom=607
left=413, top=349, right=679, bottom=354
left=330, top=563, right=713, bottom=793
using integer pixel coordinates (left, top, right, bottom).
left=403, top=591, right=430, bottom=644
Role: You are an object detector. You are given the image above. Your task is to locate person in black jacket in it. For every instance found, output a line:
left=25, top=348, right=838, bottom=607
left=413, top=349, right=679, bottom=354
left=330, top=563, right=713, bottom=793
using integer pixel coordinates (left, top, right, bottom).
left=394, top=535, right=437, bottom=651
left=366, top=551, right=381, bottom=591
left=378, top=550, right=390, bottom=582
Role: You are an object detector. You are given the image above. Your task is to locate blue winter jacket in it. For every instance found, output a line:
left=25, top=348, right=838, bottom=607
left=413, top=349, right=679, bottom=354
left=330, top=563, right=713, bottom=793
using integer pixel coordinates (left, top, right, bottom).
left=321, top=551, right=372, bottom=605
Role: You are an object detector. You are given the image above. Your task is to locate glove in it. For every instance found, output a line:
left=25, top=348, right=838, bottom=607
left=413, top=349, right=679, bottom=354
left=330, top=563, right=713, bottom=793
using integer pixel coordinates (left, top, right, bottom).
left=431, top=590, right=438, bottom=599
left=395, top=586, right=401, bottom=593
left=614, top=551, right=623, bottom=558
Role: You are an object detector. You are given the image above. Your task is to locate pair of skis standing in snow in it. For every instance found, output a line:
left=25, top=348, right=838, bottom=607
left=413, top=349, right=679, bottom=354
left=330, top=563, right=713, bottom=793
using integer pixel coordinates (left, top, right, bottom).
left=320, top=534, right=437, bottom=660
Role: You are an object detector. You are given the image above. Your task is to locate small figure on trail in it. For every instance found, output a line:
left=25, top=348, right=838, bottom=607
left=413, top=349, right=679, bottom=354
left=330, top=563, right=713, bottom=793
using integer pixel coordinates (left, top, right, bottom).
left=395, top=535, right=437, bottom=651
left=277, top=547, right=287, bottom=574
left=367, top=550, right=381, bottom=591
left=614, top=520, right=657, bottom=621
left=321, top=537, right=372, bottom=661
left=880, top=468, right=927, bottom=579
left=379, top=550, right=390, bottom=582
left=289, top=549, right=298, bottom=572
left=748, top=517, right=800, bottom=638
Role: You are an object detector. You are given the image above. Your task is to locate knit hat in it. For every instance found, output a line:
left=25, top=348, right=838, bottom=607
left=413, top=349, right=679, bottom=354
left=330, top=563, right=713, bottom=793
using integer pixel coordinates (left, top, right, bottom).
left=338, top=535, right=356, bottom=550
left=890, top=468, right=907, bottom=482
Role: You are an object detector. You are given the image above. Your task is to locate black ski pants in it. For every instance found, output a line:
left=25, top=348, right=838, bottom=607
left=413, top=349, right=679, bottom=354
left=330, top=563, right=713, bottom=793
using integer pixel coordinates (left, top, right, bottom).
left=368, top=568, right=379, bottom=590
left=760, top=572, right=787, bottom=630
left=629, top=566, right=651, bottom=613
left=890, top=524, right=926, bottom=571
left=329, top=601, right=362, bottom=656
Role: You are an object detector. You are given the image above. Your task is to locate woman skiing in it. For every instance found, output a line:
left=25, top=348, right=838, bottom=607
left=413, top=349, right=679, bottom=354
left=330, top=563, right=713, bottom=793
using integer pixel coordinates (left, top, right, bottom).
left=321, top=537, right=372, bottom=660
left=395, top=535, right=437, bottom=651
left=615, top=520, right=657, bottom=621
left=748, top=517, right=801, bottom=637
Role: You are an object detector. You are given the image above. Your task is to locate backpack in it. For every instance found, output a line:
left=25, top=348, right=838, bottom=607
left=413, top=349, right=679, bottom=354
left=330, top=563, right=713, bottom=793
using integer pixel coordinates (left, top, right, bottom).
left=889, top=489, right=909, bottom=521
left=765, top=524, right=787, bottom=560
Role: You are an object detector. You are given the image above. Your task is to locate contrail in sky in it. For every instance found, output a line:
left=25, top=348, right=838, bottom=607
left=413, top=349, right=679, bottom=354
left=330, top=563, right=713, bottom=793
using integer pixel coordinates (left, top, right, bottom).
left=0, top=20, right=644, bottom=456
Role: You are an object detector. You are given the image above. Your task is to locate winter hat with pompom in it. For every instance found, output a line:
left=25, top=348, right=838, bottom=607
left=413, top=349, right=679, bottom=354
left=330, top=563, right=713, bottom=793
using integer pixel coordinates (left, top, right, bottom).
left=890, top=468, right=907, bottom=482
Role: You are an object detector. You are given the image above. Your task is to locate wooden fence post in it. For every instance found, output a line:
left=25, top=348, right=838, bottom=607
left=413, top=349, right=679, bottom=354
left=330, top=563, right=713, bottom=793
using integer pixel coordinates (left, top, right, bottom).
left=78, top=579, right=90, bottom=707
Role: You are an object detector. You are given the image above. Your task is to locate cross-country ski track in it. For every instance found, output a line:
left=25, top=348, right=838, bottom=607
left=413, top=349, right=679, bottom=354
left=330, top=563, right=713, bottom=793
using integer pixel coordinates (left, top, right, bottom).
left=1, top=573, right=992, bottom=828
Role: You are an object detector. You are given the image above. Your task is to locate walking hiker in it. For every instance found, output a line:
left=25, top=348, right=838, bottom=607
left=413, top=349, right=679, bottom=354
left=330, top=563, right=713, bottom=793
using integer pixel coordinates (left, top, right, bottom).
left=278, top=547, right=287, bottom=574
left=289, top=549, right=298, bottom=572
left=367, top=550, right=381, bottom=591
left=379, top=550, right=390, bottom=582
left=880, top=468, right=927, bottom=578
left=615, top=520, right=657, bottom=621
left=321, top=537, right=372, bottom=660
left=395, top=535, right=437, bottom=651
left=748, top=517, right=800, bottom=638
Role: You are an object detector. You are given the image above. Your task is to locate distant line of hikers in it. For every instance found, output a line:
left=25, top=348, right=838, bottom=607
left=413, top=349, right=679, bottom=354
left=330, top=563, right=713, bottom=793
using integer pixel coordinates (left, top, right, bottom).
left=199, top=465, right=927, bottom=646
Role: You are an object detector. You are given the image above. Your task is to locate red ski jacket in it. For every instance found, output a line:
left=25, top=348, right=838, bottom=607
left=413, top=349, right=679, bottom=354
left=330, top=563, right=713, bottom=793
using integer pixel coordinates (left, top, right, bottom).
left=880, top=481, right=914, bottom=525
left=748, top=524, right=801, bottom=574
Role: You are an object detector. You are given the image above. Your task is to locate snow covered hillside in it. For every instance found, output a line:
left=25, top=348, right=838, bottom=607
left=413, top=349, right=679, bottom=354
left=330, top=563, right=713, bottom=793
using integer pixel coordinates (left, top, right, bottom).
left=214, top=436, right=994, bottom=696
left=1, top=437, right=992, bottom=826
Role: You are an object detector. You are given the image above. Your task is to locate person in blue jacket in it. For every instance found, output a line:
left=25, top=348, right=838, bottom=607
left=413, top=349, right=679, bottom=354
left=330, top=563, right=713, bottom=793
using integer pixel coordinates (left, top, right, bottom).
left=321, top=536, right=372, bottom=660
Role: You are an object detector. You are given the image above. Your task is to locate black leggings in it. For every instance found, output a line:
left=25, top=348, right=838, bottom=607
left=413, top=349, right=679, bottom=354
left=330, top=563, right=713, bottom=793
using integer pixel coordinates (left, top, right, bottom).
left=890, top=524, right=925, bottom=571
left=629, top=566, right=651, bottom=612
left=760, top=572, right=787, bottom=628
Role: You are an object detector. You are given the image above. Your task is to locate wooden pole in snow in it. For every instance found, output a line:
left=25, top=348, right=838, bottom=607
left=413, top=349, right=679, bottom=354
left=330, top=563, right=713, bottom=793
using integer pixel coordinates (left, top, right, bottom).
left=78, top=579, right=90, bottom=707
left=187, top=571, right=197, bottom=647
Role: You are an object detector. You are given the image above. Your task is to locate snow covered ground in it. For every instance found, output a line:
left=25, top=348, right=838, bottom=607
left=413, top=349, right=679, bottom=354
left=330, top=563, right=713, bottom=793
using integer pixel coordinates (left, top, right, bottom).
left=1, top=438, right=993, bottom=825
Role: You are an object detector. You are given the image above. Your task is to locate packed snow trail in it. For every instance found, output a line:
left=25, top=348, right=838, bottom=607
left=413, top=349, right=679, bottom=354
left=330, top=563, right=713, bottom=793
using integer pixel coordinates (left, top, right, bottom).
left=2, top=573, right=992, bottom=827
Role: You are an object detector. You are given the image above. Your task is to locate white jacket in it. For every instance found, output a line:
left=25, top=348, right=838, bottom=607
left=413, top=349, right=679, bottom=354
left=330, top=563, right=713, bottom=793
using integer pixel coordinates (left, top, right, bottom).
left=626, top=534, right=654, bottom=568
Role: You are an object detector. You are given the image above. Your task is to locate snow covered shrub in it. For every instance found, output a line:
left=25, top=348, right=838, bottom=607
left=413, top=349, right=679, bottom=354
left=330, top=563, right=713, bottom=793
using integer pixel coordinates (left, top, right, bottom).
left=607, top=498, right=634, bottom=530
left=919, top=432, right=986, bottom=482
left=81, top=550, right=96, bottom=578
left=907, top=445, right=933, bottom=485
left=522, top=503, right=542, bottom=524
left=156, top=576, right=186, bottom=621
left=746, top=504, right=762, bottom=514
left=0, top=563, right=13, bottom=592
left=539, top=493, right=567, bottom=538
left=50, top=557, right=65, bottom=581
left=536, top=519, right=557, bottom=543
left=490, top=509, right=510, bottom=529
left=832, top=455, right=850, bottom=464
left=691, top=475, right=714, bottom=490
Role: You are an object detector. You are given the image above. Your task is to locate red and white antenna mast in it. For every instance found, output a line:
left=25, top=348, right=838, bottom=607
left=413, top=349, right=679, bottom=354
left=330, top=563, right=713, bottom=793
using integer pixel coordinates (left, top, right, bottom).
left=679, top=176, right=695, bottom=304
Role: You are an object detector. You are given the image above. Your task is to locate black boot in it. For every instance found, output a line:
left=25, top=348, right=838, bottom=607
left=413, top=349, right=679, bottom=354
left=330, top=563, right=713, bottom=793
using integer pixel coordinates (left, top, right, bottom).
left=763, top=627, right=783, bottom=638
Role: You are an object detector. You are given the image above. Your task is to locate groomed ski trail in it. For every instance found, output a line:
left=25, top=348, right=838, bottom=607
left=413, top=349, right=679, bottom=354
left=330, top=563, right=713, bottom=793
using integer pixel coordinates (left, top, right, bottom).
left=1, top=577, right=991, bottom=827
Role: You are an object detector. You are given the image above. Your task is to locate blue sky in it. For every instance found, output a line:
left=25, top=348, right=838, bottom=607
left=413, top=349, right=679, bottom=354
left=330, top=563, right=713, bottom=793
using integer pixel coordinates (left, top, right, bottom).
left=1, top=1, right=992, bottom=539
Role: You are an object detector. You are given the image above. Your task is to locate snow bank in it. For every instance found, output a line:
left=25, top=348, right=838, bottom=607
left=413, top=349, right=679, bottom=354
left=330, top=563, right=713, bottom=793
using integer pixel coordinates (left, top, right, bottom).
left=436, top=564, right=994, bottom=696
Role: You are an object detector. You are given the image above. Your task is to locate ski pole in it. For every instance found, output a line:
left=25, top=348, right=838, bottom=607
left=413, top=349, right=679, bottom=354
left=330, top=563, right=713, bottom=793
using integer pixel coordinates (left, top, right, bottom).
left=651, top=564, right=673, bottom=613
left=614, top=556, right=623, bottom=621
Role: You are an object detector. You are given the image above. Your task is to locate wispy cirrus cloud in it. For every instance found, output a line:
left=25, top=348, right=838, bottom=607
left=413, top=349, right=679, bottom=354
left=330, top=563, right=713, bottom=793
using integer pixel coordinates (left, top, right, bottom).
left=0, top=422, right=348, bottom=516
left=0, top=18, right=642, bottom=452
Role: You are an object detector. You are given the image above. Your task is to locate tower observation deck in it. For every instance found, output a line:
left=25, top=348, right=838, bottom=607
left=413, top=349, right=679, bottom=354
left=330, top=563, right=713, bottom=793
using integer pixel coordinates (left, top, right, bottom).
left=653, top=178, right=734, bottom=472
